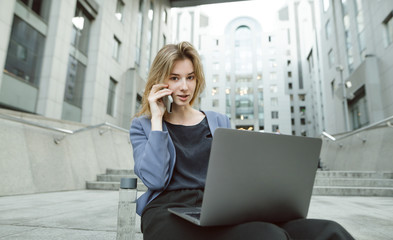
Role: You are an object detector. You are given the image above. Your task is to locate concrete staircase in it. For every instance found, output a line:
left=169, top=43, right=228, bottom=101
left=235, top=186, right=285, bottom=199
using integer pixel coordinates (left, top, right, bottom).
left=313, top=171, right=393, bottom=197
left=87, top=169, right=393, bottom=197
left=86, top=168, right=147, bottom=191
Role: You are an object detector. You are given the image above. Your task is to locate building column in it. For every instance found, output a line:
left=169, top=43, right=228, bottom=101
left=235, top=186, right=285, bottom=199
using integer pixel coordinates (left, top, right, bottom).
left=36, top=0, right=76, bottom=118
left=0, top=0, right=16, bottom=91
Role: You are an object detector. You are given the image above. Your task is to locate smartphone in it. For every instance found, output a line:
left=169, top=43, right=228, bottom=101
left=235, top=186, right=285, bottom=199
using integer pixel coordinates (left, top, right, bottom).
left=163, top=94, right=173, bottom=113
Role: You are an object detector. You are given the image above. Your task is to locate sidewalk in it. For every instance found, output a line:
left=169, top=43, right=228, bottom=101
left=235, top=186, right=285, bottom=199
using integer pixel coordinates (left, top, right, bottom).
left=0, top=190, right=392, bottom=239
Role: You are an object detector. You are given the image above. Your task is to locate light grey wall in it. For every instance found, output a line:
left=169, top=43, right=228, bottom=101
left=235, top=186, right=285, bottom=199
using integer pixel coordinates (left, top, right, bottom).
left=0, top=0, right=16, bottom=89
left=320, top=125, right=393, bottom=171
left=0, top=109, right=133, bottom=196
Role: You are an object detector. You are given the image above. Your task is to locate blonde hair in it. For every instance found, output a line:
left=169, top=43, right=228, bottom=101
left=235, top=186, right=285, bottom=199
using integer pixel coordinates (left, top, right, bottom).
left=136, top=42, right=205, bottom=117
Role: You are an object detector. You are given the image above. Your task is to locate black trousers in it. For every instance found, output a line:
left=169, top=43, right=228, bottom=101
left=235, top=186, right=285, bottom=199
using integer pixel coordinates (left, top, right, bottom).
left=141, top=189, right=355, bottom=240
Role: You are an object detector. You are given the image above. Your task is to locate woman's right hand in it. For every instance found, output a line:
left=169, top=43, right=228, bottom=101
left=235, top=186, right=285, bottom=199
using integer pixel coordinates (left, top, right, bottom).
left=148, top=84, right=173, bottom=120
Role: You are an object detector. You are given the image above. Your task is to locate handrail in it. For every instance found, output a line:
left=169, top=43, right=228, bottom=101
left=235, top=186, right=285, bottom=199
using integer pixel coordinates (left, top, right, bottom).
left=0, top=113, right=128, bottom=143
left=321, top=115, right=393, bottom=142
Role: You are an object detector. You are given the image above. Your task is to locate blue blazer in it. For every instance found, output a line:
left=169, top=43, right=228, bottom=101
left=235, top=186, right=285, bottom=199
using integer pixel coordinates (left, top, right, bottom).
left=129, top=111, right=231, bottom=215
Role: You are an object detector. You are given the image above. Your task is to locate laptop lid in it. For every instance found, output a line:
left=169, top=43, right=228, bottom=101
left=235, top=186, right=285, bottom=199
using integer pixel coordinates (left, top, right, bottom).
left=197, top=128, right=322, bottom=226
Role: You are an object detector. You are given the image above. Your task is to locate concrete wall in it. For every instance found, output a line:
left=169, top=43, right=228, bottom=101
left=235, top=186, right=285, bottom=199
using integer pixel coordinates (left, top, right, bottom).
left=0, top=109, right=133, bottom=196
left=320, top=124, right=393, bottom=171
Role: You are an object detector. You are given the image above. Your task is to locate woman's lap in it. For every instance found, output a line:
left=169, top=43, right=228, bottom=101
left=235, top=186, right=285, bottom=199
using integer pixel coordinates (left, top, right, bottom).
left=141, top=189, right=354, bottom=240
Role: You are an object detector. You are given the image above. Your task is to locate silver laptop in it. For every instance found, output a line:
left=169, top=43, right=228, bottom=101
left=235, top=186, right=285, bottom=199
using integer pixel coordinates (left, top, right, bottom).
left=168, top=128, right=322, bottom=226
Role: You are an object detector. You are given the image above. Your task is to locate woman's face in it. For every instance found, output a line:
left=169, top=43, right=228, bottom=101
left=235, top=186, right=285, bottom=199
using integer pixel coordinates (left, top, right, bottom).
left=164, top=58, right=196, bottom=108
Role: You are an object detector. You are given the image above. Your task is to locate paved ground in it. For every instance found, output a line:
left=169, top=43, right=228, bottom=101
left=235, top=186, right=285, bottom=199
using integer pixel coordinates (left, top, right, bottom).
left=0, top=190, right=392, bottom=240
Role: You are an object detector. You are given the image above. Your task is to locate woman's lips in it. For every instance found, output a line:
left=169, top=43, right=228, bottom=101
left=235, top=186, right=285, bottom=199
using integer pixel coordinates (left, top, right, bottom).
left=177, top=95, right=189, bottom=101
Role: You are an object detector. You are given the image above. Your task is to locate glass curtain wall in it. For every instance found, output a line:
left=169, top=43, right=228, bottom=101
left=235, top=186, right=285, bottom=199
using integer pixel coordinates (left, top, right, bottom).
left=4, top=16, right=45, bottom=87
left=1, top=0, right=50, bottom=112
left=62, top=2, right=92, bottom=122
left=341, top=0, right=354, bottom=72
left=234, top=26, right=254, bottom=120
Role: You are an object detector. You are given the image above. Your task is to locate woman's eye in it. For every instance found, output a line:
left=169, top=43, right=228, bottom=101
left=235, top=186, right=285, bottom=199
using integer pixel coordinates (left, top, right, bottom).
left=170, top=77, right=178, bottom=81
left=187, top=76, right=195, bottom=80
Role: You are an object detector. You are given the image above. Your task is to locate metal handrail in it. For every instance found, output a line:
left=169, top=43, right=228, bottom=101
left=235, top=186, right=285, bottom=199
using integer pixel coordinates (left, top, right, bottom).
left=0, top=113, right=128, bottom=143
left=321, top=115, right=393, bottom=142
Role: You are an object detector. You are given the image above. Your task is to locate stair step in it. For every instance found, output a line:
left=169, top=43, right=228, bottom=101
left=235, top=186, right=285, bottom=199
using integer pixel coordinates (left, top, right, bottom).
left=97, top=174, right=137, bottom=182
left=106, top=168, right=134, bottom=175
left=86, top=181, right=147, bottom=191
left=316, top=171, right=393, bottom=179
left=312, top=186, right=393, bottom=197
left=86, top=181, right=120, bottom=191
left=314, top=178, right=393, bottom=187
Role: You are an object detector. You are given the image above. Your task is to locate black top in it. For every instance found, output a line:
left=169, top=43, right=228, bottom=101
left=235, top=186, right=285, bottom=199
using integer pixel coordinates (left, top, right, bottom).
left=165, top=117, right=212, bottom=190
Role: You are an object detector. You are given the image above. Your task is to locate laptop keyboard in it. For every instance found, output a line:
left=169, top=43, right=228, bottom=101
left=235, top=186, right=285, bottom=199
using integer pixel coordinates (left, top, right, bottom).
left=186, top=212, right=201, bottom=220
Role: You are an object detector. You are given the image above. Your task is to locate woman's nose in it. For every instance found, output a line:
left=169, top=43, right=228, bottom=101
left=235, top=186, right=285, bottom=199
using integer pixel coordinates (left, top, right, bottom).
left=180, top=77, right=188, bottom=90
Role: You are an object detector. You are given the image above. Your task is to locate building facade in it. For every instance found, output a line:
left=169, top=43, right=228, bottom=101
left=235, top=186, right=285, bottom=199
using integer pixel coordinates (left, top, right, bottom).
left=0, top=0, right=171, bottom=129
left=198, top=17, right=296, bottom=134
left=172, top=5, right=309, bottom=135
left=295, top=0, right=393, bottom=135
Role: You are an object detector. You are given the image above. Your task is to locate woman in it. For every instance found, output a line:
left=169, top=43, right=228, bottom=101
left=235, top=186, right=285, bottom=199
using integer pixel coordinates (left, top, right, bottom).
left=130, top=42, right=354, bottom=240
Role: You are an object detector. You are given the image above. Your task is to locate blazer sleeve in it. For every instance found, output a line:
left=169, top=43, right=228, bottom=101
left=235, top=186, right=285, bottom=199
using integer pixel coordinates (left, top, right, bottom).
left=129, top=117, right=171, bottom=191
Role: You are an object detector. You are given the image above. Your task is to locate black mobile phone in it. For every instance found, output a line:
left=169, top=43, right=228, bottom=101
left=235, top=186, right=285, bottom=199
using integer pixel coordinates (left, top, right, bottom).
left=163, top=95, right=173, bottom=113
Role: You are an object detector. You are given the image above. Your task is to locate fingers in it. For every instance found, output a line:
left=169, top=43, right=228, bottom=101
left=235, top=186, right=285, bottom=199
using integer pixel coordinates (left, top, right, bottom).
left=149, top=84, right=172, bottom=102
left=148, top=84, right=173, bottom=118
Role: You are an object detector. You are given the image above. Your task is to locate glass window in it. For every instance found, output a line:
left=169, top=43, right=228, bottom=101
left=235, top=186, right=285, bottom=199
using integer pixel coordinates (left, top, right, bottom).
left=299, top=94, right=306, bottom=101
left=300, top=106, right=306, bottom=115
left=213, top=62, right=220, bottom=71
left=383, top=12, right=393, bottom=47
left=354, top=0, right=366, bottom=59
left=162, top=34, right=166, bottom=48
left=271, top=97, right=278, bottom=106
left=179, top=11, right=192, bottom=42
left=235, top=95, right=254, bottom=120
left=269, top=59, right=277, bottom=68
left=271, top=111, right=279, bottom=119
left=135, top=0, right=144, bottom=64
left=71, top=4, right=92, bottom=56
left=212, top=74, right=219, bottom=83
left=19, top=0, right=51, bottom=21
left=107, top=78, right=117, bottom=116
left=212, top=87, right=219, bottom=96
left=236, top=77, right=252, bottom=83
left=146, top=1, right=154, bottom=73
left=349, top=87, right=369, bottom=130
left=323, top=0, right=330, bottom=12
left=64, top=55, right=86, bottom=108
left=328, top=49, right=335, bottom=68
left=225, top=93, right=231, bottom=117
left=270, top=72, right=277, bottom=80
left=113, top=36, right=121, bottom=61
left=162, top=9, right=167, bottom=23
left=115, top=0, right=125, bottom=21
left=307, top=51, right=314, bottom=73
left=235, top=26, right=252, bottom=74
left=258, top=88, right=264, bottom=120
left=212, top=99, right=219, bottom=107
left=272, top=125, right=279, bottom=132
left=4, top=16, right=45, bottom=87
left=331, top=79, right=335, bottom=96
left=325, top=19, right=332, bottom=39
left=341, top=0, right=354, bottom=72
left=270, top=84, right=278, bottom=93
